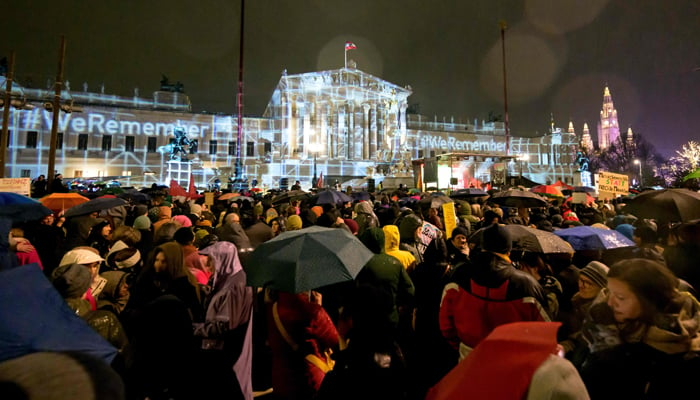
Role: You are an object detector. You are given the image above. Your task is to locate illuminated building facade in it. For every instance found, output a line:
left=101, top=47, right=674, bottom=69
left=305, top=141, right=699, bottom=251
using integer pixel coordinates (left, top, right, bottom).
left=0, top=67, right=581, bottom=189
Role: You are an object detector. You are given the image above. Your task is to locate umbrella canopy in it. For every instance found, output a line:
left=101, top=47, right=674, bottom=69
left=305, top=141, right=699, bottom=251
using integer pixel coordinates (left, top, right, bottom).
left=217, top=192, right=241, bottom=201
left=621, top=188, right=700, bottom=223
left=0, top=192, right=53, bottom=223
left=552, top=180, right=574, bottom=191
left=450, top=188, right=489, bottom=199
left=245, top=225, right=374, bottom=293
left=682, top=168, right=700, bottom=182
left=565, top=193, right=597, bottom=207
left=117, top=188, right=150, bottom=203
left=530, top=185, right=565, bottom=199
left=572, top=186, right=597, bottom=193
left=350, top=191, right=371, bottom=201
left=271, top=190, right=310, bottom=205
left=469, top=224, right=573, bottom=254
left=0, top=264, right=117, bottom=364
left=488, top=189, right=548, bottom=208
left=312, top=189, right=353, bottom=205
left=64, top=197, right=128, bottom=218
left=39, top=192, right=90, bottom=213
left=554, top=225, right=635, bottom=251
left=419, top=193, right=454, bottom=209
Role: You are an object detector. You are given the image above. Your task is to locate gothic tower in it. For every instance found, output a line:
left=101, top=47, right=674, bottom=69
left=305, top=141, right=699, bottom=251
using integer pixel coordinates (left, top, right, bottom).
left=597, top=85, right=620, bottom=150
left=581, top=123, right=594, bottom=152
left=626, top=126, right=634, bottom=146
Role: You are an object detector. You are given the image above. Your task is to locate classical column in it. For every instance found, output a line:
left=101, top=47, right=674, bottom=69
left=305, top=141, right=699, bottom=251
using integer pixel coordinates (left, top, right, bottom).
left=362, top=103, right=370, bottom=160
left=370, top=102, right=378, bottom=159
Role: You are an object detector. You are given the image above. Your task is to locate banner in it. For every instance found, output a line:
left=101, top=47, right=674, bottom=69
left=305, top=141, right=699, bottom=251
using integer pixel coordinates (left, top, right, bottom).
left=595, top=171, right=629, bottom=199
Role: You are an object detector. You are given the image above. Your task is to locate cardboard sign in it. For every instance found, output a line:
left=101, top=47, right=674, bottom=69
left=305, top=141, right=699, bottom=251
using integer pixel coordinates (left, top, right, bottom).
left=442, top=202, right=457, bottom=240
left=596, top=171, right=629, bottom=198
left=0, top=178, right=31, bottom=196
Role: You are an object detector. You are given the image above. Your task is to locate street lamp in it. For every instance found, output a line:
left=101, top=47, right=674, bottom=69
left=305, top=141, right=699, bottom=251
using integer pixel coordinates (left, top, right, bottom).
left=634, top=159, right=642, bottom=187
left=518, top=154, right=529, bottom=185
left=309, top=142, right=322, bottom=188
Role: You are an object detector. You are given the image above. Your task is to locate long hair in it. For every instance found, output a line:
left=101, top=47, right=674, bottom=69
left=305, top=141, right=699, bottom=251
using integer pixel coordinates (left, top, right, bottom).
left=147, top=242, right=201, bottom=301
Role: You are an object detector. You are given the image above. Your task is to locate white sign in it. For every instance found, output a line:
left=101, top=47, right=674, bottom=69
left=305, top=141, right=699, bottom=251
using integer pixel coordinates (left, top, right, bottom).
left=0, top=178, right=31, bottom=196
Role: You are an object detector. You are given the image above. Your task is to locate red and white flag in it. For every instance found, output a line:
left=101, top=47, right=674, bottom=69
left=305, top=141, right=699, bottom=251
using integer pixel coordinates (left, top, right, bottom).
left=169, top=179, right=188, bottom=198
left=345, top=41, right=357, bottom=50
left=188, top=174, right=203, bottom=199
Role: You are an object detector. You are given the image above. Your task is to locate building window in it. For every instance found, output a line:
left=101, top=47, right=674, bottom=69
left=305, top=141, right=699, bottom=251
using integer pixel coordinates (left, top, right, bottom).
left=102, top=135, right=112, bottom=151
left=246, top=141, right=255, bottom=157
left=77, top=134, right=88, bottom=150
left=264, top=142, right=272, bottom=155
left=209, top=140, right=218, bottom=155
left=20, top=169, right=31, bottom=178
left=147, top=137, right=157, bottom=153
left=56, top=133, right=63, bottom=150
left=125, top=136, right=135, bottom=152
left=74, top=170, right=83, bottom=178
left=26, top=131, right=38, bottom=148
left=228, top=141, right=237, bottom=156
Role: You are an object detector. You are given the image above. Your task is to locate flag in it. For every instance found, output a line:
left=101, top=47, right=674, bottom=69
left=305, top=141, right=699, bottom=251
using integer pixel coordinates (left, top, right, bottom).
left=345, top=41, right=356, bottom=50
left=169, top=179, right=188, bottom=197
left=316, top=172, right=324, bottom=189
left=188, top=174, right=203, bottom=199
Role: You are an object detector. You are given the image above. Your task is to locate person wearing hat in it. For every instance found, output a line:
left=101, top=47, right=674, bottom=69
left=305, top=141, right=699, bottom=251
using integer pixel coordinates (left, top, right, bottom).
left=558, top=261, right=609, bottom=369
left=446, top=226, right=471, bottom=266
left=59, top=247, right=107, bottom=310
left=439, top=223, right=549, bottom=361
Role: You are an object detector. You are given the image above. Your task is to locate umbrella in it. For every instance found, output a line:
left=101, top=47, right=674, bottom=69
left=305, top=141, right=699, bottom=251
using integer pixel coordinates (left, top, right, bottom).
left=64, top=197, right=128, bottom=218
left=0, top=192, right=53, bottom=222
left=350, top=191, right=371, bottom=201
left=312, top=189, right=353, bottom=205
left=682, top=168, right=700, bottom=182
left=218, top=192, right=241, bottom=201
left=419, top=193, right=454, bottom=209
left=271, top=190, right=310, bottom=205
left=565, top=193, right=597, bottom=206
left=450, top=188, right=489, bottom=199
left=554, top=225, right=635, bottom=251
left=530, top=185, right=565, bottom=199
left=572, top=186, right=597, bottom=194
left=0, top=264, right=117, bottom=364
left=469, top=224, right=573, bottom=254
left=552, top=180, right=574, bottom=191
left=39, top=192, right=89, bottom=212
left=621, top=188, right=700, bottom=223
left=245, top=225, right=374, bottom=293
left=488, top=189, right=548, bottom=208
left=118, top=188, right=150, bottom=203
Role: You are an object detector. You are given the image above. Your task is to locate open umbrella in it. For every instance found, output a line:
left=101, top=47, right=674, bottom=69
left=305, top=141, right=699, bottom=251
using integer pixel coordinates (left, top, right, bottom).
left=0, top=192, right=53, bottom=222
left=419, top=193, right=454, bottom=209
left=488, top=189, right=548, bottom=208
left=245, top=225, right=374, bottom=293
left=118, top=188, right=150, bottom=203
left=554, top=225, right=635, bottom=251
left=64, top=197, right=128, bottom=218
left=312, top=189, right=353, bottom=205
left=621, top=188, right=700, bottom=223
left=0, top=264, right=117, bottom=364
left=450, top=188, right=489, bottom=199
left=271, top=190, right=310, bottom=205
left=217, top=192, right=241, bottom=201
left=350, top=191, right=371, bottom=201
left=469, top=224, right=573, bottom=254
left=39, top=192, right=89, bottom=213
left=530, top=185, right=565, bottom=199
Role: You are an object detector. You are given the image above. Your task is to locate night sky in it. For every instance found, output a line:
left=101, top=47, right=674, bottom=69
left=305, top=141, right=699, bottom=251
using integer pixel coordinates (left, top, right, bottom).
left=2, top=0, right=698, bottom=158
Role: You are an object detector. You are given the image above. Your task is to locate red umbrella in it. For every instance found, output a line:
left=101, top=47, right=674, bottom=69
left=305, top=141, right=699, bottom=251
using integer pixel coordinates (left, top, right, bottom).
left=552, top=180, right=573, bottom=191
left=530, top=185, right=565, bottom=199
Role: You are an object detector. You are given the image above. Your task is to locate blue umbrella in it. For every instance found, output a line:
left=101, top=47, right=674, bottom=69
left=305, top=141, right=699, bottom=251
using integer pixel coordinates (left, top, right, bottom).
left=554, top=225, right=635, bottom=251
left=0, top=264, right=117, bottom=364
left=313, top=189, right=353, bottom=205
left=0, top=192, right=53, bottom=222
left=64, top=197, right=128, bottom=218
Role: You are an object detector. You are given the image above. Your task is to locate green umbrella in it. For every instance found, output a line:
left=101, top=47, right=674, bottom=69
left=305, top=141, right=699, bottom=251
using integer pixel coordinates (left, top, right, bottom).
left=682, top=168, right=700, bottom=182
left=245, top=225, right=374, bottom=293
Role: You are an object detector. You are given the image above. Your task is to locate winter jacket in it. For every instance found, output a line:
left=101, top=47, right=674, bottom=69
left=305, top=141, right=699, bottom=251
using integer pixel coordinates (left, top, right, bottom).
left=383, top=225, right=416, bottom=270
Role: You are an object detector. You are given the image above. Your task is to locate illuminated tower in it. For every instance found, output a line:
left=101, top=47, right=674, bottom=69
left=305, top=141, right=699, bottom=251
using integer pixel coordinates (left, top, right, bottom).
left=626, top=126, right=634, bottom=146
left=567, top=121, right=576, bottom=135
left=597, top=85, right=620, bottom=150
left=581, top=123, right=594, bottom=152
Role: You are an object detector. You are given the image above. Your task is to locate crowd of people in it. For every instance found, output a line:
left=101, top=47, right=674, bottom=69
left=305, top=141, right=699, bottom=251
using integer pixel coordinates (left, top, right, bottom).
left=1, top=182, right=700, bottom=399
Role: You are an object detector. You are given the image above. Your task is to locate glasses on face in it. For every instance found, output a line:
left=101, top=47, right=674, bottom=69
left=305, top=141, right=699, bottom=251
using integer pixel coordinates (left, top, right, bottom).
left=579, top=277, right=595, bottom=287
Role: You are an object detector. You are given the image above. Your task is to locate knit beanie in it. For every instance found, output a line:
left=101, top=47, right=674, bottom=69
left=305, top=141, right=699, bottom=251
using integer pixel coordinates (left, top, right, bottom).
left=51, top=263, right=92, bottom=299
left=287, top=214, right=303, bottom=231
left=311, top=206, right=324, bottom=217
left=481, top=223, right=512, bottom=254
left=343, top=218, right=359, bottom=235
left=147, top=206, right=161, bottom=223
left=134, top=204, right=149, bottom=216
left=451, top=226, right=470, bottom=240
left=615, top=223, right=635, bottom=241
left=580, top=261, right=609, bottom=289
left=266, top=208, right=279, bottom=224
left=172, top=214, right=193, bottom=228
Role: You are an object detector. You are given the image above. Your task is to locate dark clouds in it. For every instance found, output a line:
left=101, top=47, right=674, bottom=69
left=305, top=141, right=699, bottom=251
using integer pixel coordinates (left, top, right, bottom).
left=2, top=0, right=698, bottom=157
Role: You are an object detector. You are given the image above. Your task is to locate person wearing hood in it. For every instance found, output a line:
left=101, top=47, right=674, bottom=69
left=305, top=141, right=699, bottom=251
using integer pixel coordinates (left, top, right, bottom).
left=193, top=241, right=255, bottom=400
left=152, top=205, right=173, bottom=235
left=580, top=258, right=700, bottom=398
left=354, top=201, right=379, bottom=237
left=356, top=227, right=415, bottom=330
left=382, top=225, right=416, bottom=272
left=397, top=212, right=424, bottom=264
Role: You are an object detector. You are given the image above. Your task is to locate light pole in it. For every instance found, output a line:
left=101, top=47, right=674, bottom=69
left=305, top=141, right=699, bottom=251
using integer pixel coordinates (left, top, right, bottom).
left=309, top=142, right=321, bottom=188
left=634, top=159, right=642, bottom=187
left=518, top=154, right=529, bottom=185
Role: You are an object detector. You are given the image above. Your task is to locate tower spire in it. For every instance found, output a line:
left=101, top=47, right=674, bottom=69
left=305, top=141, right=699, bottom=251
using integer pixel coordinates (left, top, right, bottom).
left=597, top=84, right=620, bottom=150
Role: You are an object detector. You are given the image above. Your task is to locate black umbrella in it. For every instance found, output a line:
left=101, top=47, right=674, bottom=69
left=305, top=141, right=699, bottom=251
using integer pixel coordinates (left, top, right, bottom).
left=0, top=192, right=53, bottom=222
left=488, top=189, right=548, bottom=208
left=622, top=188, right=700, bottom=223
left=419, top=193, right=454, bottom=209
left=350, top=191, right=371, bottom=201
left=312, top=189, right=353, bottom=205
left=64, top=197, right=128, bottom=218
left=245, top=226, right=374, bottom=293
left=469, top=224, right=573, bottom=254
left=450, top=188, right=488, bottom=199
left=271, top=190, right=310, bottom=205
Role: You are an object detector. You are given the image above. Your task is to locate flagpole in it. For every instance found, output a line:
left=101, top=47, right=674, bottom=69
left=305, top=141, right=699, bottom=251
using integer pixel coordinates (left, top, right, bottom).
left=344, top=48, right=347, bottom=69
